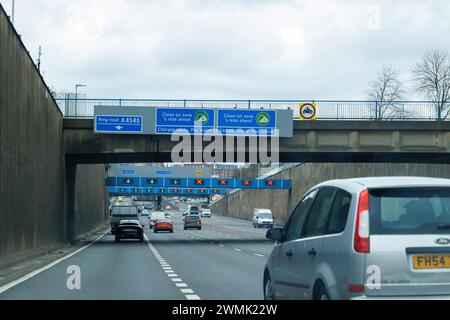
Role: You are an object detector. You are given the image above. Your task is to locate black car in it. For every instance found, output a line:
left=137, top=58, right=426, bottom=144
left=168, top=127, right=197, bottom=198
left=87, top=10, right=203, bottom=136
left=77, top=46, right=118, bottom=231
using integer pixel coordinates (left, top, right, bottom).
left=115, top=220, right=144, bottom=242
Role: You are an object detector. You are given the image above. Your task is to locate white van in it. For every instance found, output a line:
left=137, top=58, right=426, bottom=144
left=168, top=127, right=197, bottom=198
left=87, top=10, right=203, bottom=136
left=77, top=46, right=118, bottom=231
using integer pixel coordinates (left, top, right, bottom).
left=149, top=211, right=166, bottom=229
left=253, top=209, right=274, bottom=229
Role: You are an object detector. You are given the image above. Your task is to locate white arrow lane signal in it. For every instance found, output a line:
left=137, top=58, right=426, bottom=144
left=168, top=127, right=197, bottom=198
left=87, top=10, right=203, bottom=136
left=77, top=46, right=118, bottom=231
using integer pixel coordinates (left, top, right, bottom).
left=115, top=126, right=124, bottom=131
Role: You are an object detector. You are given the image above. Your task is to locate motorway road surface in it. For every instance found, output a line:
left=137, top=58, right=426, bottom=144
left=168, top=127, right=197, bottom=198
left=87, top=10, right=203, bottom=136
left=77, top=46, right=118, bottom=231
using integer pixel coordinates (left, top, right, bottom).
left=0, top=211, right=274, bottom=300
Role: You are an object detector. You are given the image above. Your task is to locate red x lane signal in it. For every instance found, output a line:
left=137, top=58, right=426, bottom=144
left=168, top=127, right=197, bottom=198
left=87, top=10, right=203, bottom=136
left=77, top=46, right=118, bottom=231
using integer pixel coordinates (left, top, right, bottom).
left=195, top=179, right=205, bottom=186
left=199, top=189, right=206, bottom=193
left=265, top=180, right=275, bottom=187
left=242, top=180, right=253, bottom=186
left=219, top=179, right=229, bottom=186
left=186, top=189, right=192, bottom=193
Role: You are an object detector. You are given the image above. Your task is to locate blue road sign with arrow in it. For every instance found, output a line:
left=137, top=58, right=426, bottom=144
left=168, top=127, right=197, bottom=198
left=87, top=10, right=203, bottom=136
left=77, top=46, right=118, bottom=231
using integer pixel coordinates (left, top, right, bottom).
left=95, top=115, right=143, bottom=134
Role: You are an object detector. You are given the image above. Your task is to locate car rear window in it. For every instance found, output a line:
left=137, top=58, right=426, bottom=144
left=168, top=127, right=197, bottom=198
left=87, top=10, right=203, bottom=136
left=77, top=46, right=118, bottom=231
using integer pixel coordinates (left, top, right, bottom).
left=370, top=188, right=450, bottom=235
left=186, top=216, right=200, bottom=221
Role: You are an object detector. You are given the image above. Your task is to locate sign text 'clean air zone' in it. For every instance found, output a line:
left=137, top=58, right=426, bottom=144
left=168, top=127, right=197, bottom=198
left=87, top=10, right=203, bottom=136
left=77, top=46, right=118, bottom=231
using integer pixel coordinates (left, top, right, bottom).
left=156, top=108, right=215, bottom=134
left=218, top=110, right=276, bottom=136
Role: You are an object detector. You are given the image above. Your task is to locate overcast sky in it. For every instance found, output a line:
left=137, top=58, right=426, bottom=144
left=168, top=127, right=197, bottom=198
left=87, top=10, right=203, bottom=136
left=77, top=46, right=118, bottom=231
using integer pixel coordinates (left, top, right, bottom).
left=1, top=0, right=449, bottom=100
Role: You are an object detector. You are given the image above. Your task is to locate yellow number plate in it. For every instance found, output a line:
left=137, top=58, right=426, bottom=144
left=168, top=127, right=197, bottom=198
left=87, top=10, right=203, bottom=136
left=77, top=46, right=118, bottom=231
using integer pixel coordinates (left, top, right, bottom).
left=413, top=255, right=450, bottom=270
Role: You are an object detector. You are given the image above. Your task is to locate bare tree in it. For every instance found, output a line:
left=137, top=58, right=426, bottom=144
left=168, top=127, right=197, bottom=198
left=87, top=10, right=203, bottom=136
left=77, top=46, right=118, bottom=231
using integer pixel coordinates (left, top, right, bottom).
left=413, top=50, right=450, bottom=120
left=367, top=66, right=407, bottom=119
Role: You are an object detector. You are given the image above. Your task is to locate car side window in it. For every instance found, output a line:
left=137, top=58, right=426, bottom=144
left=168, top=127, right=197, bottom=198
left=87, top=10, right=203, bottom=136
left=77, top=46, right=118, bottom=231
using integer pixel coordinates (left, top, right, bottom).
left=327, top=189, right=352, bottom=235
left=303, top=188, right=336, bottom=238
left=283, top=189, right=318, bottom=242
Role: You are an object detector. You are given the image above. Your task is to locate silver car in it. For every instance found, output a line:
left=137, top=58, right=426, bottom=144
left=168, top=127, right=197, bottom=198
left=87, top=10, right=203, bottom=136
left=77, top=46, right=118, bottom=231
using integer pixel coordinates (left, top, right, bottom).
left=264, top=177, right=450, bottom=300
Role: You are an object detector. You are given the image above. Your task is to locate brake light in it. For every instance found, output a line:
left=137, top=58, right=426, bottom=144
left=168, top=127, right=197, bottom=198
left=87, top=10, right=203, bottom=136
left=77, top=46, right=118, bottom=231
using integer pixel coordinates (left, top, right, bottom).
left=354, top=189, right=370, bottom=253
left=348, top=284, right=365, bottom=293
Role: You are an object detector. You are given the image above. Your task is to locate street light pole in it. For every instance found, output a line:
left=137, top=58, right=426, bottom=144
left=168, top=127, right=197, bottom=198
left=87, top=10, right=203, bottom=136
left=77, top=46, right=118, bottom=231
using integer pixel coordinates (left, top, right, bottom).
left=11, top=0, right=15, bottom=25
left=75, top=84, right=87, bottom=117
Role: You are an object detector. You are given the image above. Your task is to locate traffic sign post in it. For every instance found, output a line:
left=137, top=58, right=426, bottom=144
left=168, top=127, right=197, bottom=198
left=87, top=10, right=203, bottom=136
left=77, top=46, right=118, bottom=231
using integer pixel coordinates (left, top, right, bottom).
left=299, top=103, right=317, bottom=121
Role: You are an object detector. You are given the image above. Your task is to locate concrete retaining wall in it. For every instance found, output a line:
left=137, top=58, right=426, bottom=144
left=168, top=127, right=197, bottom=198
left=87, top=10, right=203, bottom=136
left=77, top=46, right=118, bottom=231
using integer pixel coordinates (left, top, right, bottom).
left=0, top=5, right=108, bottom=264
left=211, top=163, right=450, bottom=224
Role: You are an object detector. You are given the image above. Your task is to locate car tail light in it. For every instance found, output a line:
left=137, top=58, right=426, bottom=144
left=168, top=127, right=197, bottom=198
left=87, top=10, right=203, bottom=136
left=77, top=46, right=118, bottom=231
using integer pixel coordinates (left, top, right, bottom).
left=348, top=284, right=365, bottom=293
left=354, top=189, right=370, bottom=253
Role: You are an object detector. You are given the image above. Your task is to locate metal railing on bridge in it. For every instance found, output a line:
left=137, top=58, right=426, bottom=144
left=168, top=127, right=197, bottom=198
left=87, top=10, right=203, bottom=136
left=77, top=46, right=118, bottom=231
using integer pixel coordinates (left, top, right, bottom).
left=55, top=98, right=445, bottom=121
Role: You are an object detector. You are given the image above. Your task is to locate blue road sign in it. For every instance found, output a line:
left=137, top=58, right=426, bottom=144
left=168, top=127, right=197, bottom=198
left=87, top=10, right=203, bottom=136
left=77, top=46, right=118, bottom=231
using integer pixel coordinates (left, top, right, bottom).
left=217, top=110, right=277, bottom=136
left=156, top=108, right=215, bottom=135
left=117, top=177, right=140, bottom=187
left=108, top=187, right=226, bottom=196
left=109, top=177, right=292, bottom=190
left=122, top=170, right=135, bottom=175
left=95, top=115, right=143, bottom=134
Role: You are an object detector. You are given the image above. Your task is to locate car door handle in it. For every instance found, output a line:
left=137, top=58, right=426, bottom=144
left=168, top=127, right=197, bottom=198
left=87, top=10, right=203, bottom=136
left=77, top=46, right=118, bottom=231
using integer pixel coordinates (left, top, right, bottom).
left=308, top=248, right=317, bottom=257
left=286, top=250, right=294, bottom=259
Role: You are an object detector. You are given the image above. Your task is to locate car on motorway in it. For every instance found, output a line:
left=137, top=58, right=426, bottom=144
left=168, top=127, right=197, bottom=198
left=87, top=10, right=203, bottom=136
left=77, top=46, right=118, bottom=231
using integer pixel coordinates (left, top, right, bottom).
left=253, top=209, right=274, bottom=229
left=115, top=220, right=144, bottom=242
left=184, top=215, right=202, bottom=230
left=110, top=206, right=139, bottom=235
left=189, top=206, right=200, bottom=215
left=154, top=219, right=174, bottom=233
left=263, top=177, right=450, bottom=300
left=149, top=211, right=166, bottom=229
left=200, top=208, right=212, bottom=218
left=164, top=212, right=171, bottom=219
left=166, top=205, right=171, bottom=210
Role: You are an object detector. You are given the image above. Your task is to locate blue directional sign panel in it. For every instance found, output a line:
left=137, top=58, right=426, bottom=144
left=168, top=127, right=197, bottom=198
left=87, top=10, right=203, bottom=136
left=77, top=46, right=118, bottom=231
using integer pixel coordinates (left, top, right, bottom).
left=122, top=169, right=135, bottom=175
left=218, top=110, right=277, bottom=136
left=156, top=108, right=215, bottom=135
left=108, top=187, right=226, bottom=196
left=188, top=178, right=213, bottom=189
left=109, top=177, right=292, bottom=190
left=142, top=178, right=164, bottom=188
left=117, top=177, right=140, bottom=187
left=95, top=115, right=143, bottom=134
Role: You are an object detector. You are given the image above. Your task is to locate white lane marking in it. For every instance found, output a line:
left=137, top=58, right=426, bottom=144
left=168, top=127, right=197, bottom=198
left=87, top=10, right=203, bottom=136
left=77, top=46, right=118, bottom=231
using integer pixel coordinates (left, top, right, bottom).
left=218, top=244, right=225, bottom=247
left=181, top=289, right=194, bottom=294
left=0, top=230, right=109, bottom=295
left=234, top=249, right=242, bottom=252
left=144, top=235, right=201, bottom=300
left=254, top=254, right=265, bottom=257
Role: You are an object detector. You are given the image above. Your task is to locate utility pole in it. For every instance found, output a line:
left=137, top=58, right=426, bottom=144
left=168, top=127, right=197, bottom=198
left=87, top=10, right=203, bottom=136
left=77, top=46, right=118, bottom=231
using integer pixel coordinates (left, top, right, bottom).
left=11, top=0, right=15, bottom=25
left=37, top=46, right=42, bottom=72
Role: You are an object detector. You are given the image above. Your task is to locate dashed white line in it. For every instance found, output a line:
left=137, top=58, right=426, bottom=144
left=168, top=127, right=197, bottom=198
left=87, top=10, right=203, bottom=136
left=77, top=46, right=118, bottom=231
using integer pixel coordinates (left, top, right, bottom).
left=180, top=289, right=194, bottom=294
left=234, top=248, right=242, bottom=252
left=254, top=254, right=265, bottom=257
left=144, top=235, right=201, bottom=300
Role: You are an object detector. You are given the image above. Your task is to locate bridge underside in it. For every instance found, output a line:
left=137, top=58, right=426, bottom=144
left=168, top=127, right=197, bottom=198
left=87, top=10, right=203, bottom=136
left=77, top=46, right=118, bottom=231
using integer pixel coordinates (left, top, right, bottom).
left=64, top=119, right=450, bottom=164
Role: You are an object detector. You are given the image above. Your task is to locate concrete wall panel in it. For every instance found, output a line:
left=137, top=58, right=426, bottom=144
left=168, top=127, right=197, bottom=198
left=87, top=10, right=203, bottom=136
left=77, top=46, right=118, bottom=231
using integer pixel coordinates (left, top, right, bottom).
left=211, top=163, right=450, bottom=224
